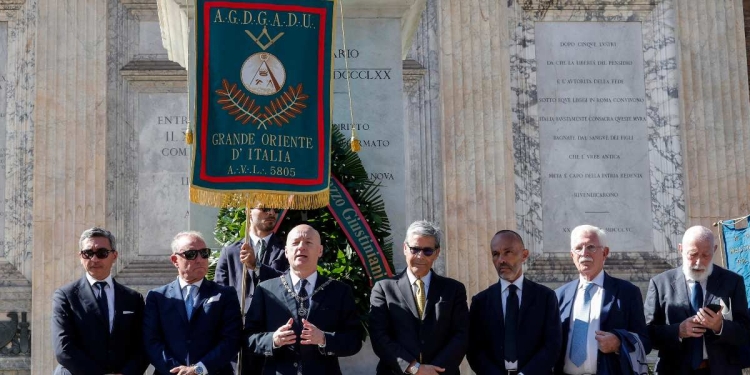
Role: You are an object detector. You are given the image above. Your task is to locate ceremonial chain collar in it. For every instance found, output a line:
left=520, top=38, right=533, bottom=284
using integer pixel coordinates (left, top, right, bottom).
left=281, top=274, right=334, bottom=317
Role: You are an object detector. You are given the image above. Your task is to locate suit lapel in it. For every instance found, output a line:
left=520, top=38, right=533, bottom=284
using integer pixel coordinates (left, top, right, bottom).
left=77, top=277, right=108, bottom=326
left=671, top=269, right=692, bottom=317
left=282, top=272, right=300, bottom=318
left=704, top=269, right=722, bottom=306
left=600, top=272, right=616, bottom=328
left=167, top=279, right=190, bottom=325
left=192, top=279, right=212, bottom=318
left=423, top=273, right=441, bottom=320
left=111, top=280, right=124, bottom=336
left=488, top=282, right=505, bottom=329
left=518, top=278, right=536, bottom=327
left=306, top=275, right=329, bottom=321
left=397, top=272, right=420, bottom=319
left=559, top=280, right=579, bottom=325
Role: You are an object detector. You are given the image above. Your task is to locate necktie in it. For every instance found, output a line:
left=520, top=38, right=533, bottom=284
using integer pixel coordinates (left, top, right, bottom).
left=690, top=281, right=704, bottom=369
left=504, top=284, right=519, bottom=362
left=570, top=283, right=594, bottom=367
left=298, top=279, right=309, bottom=317
left=415, top=279, right=426, bottom=319
left=94, top=281, right=110, bottom=331
left=257, top=239, right=267, bottom=265
left=185, top=285, right=195, bottom=320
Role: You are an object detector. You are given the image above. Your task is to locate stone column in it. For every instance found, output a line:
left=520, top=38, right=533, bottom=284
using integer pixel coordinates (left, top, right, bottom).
left=29, top=0, right=108, bottom=372
left=676, top=0, right=750, bottom=230
left=433, top=0, right=517, bottom=296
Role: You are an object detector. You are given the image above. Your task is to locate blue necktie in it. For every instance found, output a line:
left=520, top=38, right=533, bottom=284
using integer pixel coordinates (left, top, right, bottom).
left=94, top=281, right=110, bottom=331
left=570, top=283, right=594, bottom=367
left=185, top=285, right=195, bottom=320
left=690, top=281, right=704, bottom=370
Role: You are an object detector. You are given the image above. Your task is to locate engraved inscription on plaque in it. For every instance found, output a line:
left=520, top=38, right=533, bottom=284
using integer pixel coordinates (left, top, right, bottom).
left=137, top=93, right=190, bottom=255
left=332, top=18, right=406, bottom=259
left=536, top=22, right=653, bottom=252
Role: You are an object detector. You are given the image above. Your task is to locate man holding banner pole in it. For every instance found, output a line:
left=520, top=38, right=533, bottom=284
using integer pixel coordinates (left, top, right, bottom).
left=644, top=225, right=750, bottom=374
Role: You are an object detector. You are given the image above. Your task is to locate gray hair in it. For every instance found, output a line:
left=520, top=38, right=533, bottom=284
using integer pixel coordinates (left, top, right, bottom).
left=79, top=227, right=116, bottom=250
left=405, top=220, right=442, bottom=248
left=682, top=225, right=715, bottom=249
left=170, top=231, right=205, bottom=253
left=570, top=224, right=608, bottom=249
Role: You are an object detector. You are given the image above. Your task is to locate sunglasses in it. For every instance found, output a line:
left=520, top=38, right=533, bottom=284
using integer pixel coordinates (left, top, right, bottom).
left=175, top=248, right=211, bottom=260
left=80, top=248, right=115, bottom=259
left=258, top=207, right=278, bottom=213
left=407, top=246, right=437, bottom=256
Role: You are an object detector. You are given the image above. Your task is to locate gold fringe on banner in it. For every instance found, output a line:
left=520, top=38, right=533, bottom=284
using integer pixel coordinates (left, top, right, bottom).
left=189, top=186, right=330, bottom=210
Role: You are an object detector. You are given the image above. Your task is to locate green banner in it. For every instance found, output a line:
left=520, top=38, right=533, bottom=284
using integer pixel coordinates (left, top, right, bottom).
left=191, top=0, right=334, bottom=209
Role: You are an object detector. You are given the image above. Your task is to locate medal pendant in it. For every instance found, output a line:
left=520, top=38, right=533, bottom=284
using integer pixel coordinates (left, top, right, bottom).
left=298, top=306, right=308, bottom=317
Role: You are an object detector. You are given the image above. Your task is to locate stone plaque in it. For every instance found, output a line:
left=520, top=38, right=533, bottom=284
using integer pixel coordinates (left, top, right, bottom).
left=0, top=22, right=7, bottom=256
left=137, top=93, right=190, bottom=255
left=332, top=19, right=405, bottom=267
left=536, top=22, right=653, bottom=252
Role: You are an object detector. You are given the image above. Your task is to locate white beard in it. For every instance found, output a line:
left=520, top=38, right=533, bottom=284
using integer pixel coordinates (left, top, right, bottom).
left=682, top=261, right=713, bottom=282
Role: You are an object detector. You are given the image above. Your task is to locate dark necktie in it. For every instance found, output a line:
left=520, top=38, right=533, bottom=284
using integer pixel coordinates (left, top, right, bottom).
left=690, top=281, right=704, bottom=369
left=298, top=279, right=309, bottom=312
left=94, top=281, right=110, bottom=331
left=504, top=284, right=519, bottom=363
left=257, top=239, right=267, bottom=265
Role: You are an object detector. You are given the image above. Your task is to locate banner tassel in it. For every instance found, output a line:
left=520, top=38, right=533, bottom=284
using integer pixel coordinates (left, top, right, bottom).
left=350, top=129, right=361, bottom=152
left=185, top=126, right=194, bottom=145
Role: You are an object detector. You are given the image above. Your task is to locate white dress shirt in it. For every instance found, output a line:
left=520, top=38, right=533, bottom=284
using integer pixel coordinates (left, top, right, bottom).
left=564, top=271, right=604, bottom=375
left=86, top=273, right=115, bottom=332
left=500, top=275, right=524, bottom=371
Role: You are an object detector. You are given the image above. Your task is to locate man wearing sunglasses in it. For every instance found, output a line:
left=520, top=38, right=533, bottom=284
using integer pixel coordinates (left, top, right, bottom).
left=215, top=205, right=288, bottom=313
left=51, top=227, right=149, bottom=375
left=369, top=220, right=469, bottom=375
left=143, top=231, right=242, bottom=375
left=554, top=225, right=650, bottom=375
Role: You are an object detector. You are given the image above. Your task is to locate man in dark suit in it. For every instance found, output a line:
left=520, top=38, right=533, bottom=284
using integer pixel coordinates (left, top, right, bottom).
left=468, top=230, right=562, bottom=374
left=51, top=227, right=148, bottom=375
left=644, top=225, right=750, bottom=375
left=215, top=205, right=288, bottom=312
left=369, top=220, right=469, bottom=375
left=555, top=225, right=651, bottom=375
left=244, top=224, right=363, bottom=374
left=143, top=231, right=242, bottom=375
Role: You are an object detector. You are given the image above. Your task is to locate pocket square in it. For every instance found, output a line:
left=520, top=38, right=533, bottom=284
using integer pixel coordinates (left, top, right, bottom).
left=207, top=294, right=221, bottom=304
left=123, top=311, right=135, bottom=315
left=721, top=299, right=733, bottom=321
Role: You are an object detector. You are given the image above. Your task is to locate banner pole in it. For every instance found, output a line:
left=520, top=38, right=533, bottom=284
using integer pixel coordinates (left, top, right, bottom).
left=237, top=201, right=251, bottom=374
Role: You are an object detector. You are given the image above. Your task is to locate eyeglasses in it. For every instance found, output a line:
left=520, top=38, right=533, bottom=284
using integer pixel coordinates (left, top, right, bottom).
left=407, top=245, right=437, bottom=256
left=255, top=207, right=278, bottom=213
left=80, top=248, right=115, bottom=259
left=175, top=248, right=211, bottom=260
left=571, top=245, right=603, bottom=255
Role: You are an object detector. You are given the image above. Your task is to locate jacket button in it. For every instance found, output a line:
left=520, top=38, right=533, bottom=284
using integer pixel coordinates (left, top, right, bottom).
left=293, top=362, right=298, bottom=367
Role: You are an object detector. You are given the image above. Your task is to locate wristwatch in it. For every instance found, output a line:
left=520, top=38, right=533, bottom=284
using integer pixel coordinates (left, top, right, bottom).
left=194, top=365, right=204, bottom=375
left=408, top=363, right=420, bottom=374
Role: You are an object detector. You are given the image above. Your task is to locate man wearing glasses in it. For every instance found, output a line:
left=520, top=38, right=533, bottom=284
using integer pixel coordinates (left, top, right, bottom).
left=51, top=227, right=148, bottom=375
left=143, top=231, right=242, bottom=375
left=369, top=220, right=469, bottom=375
left=554, top=225, right=650, bottom=375
left=215, top=204, right=289, bottom=313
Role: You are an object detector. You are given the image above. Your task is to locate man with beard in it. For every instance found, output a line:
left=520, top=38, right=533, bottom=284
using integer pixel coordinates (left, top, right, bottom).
left=468, top=230, right=561, bottom=374
left=644, top=225, right=750, bottom=374
left=243, top=224, right=363, bottom=374
left=555, top=225, right=650, bottom=375
left=215, top=204, right=289, bottom=312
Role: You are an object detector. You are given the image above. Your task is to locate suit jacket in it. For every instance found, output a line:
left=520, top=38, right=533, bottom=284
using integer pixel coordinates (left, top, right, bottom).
left=555, top=271, right=651, bottom=375
left=468, top=277, right=562, bottom=374
left=52, top=276, right=147, bottom=375
left=644, top=266, right=750, bottom=375
left=215, top=234, right=289, bottom=307
left=244, top=272, right=363, bottom=375
left=369, top=270, right=469, bottom=375
left=143, top=278, right=242, bottom=375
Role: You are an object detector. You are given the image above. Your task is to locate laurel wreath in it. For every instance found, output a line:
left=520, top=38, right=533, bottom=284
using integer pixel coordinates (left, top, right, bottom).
left=215, top=79, right=309, bottom=130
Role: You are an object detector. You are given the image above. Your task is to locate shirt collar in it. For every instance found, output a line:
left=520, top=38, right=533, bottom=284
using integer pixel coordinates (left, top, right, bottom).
left=178, top=277, right=204, bottom=290
left=499, top=274, right=525, bottom=293
left=290, top=271, right=318, bottom=290
left=85, top=273, right=113, bottom=289
left=406, top=268, right=432, bottom=289
left=578, top=270, right=604, bottom=288
left=248, top=233, right=274, bottom=247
